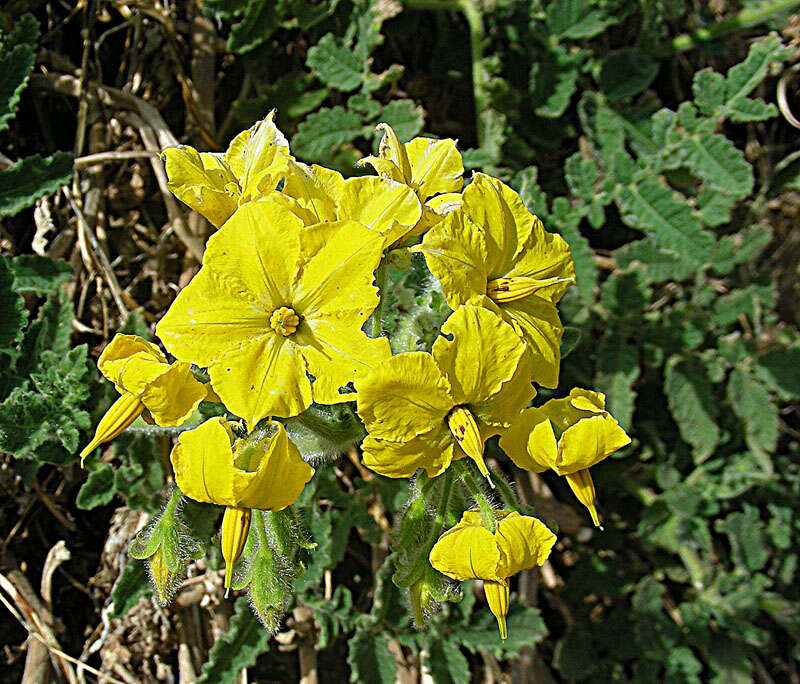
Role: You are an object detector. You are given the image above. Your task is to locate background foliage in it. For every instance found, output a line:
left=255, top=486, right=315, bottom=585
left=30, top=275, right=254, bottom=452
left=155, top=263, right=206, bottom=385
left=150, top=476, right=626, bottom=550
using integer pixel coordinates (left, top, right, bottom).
left=0, top=0, right=799, bottom=682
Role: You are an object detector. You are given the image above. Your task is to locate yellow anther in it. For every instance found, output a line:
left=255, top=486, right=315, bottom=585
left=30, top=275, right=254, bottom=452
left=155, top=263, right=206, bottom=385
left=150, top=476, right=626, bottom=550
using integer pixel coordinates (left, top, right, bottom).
left=221, top=506, right=252, bottom=595
left=80, top=392, right=144, bottom=463
left=565, top=468, right=601, bottom=527
left=447, top=406, right=493, bottom=486
left=484, top=580, right=510, bottom=640
left=486, top=276, right=574, bottom=303
left=269, top=307, right=300, bottom=336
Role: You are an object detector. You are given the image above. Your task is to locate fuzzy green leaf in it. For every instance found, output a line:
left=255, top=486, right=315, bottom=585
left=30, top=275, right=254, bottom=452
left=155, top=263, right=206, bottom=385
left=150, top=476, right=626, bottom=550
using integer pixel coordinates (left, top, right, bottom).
left=756, top=348, right=800, bottom=400
left=3, top=255, right=72, bottom=295
left=545, top=0, right=620, bottom=38
left=600, top=49, right=658, bottom=99
left=0, top=257, right=26, bottom=350
left=715, top=506, right=769, bottom=571
left=615, top=239, right=694, bottom=283
left=424, top=638, right=470, bottom=684
left=307, top=33, right=364, bottom=92
left=679, top=133, right=753, bottom=196
left=347, top=627, right=397, bottom=684
left=550, top=197, right=597, bottom=304
left=723, top=35, right=791, bottom=114
left=595, top=334, right=639, bottom=430
left=727, top=367, right=778, bottom=470
left=711, top=284, right=776, bottom=327
left=197, top=596, right=271, bottom=684
left=110, top=559, right=151, bottom=618
left=615, top=182, right=713, bottom=265
left=460, top=606, right=548, bottom=658
left=0, top=153, right=74, bottom=218
left=292, top=106, right=365, bottom=160
left=0, top=43, right=33, bottom=133
left=529, top=48, right=580, bottom=118
left=76, top=464, right=116, bottom=509
left=379, top=100, right=424, bottom=142
left=664, top=356, right=720, bottom=463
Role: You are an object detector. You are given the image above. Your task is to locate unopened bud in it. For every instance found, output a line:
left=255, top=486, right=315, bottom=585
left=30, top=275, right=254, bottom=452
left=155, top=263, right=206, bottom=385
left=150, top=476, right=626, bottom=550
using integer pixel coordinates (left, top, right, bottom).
left=484, top=580, right=510, bottom=640
left=447, top=406, right=493, bottom=487
left=222, top=507, right=252, bottom=595
left=565, top=468, right=601, bottom=527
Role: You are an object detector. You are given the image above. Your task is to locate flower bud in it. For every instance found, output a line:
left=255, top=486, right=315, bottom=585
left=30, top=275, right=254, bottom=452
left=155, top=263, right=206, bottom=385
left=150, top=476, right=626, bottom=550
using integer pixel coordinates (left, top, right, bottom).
left=221, top=507, right=252, bottom=595
left=484, top=580, right=510, bottom=640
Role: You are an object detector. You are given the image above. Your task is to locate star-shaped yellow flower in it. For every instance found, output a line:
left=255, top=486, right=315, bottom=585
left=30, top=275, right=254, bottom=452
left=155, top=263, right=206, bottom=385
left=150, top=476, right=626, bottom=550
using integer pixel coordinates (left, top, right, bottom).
left=356, top=304, right=534, bottom=480
left=80, top=334, right=206, bottom=462
left=359, top=123, right=464, bottom=243
left=429, top=511, right=556, bottom=639
left=282, top=161, right=422, bottom=249
left=499, top=388, right=631, bottom=526
left=412, top=173, right=575, bottom=388
left=156, top=198, right=391, bottom=425
left=171, top=417, right=314, bottom=589
left=162, top=112, right=291, bottom=228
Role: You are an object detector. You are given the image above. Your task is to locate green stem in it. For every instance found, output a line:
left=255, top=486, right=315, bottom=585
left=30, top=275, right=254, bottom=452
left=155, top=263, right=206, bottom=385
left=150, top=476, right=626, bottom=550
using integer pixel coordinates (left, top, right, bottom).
left=165, top=486, right=183, bottom=517
left=403, top=0, right=486, bottom=148
left=371, top=260, right=389, bottom=338
left=662, top=0, right=800, bottom=54
left=491, top=473, right=521, bottom=513
left=453, top=460, right=496, bottom=533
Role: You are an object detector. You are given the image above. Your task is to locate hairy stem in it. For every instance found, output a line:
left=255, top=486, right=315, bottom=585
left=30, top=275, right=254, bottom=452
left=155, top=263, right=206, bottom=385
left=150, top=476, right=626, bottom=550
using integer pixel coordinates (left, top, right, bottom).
left=453, top=460, right=496, bottom=533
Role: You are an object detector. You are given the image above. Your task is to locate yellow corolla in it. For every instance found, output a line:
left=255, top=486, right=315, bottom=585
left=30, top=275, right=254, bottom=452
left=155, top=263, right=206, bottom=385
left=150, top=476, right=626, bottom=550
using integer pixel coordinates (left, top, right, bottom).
left=156, top=198, right=391, bottom=426
left=80, top=334, right=206, bottom=462
left=429, top=511, right=556, bottom=639
left=162, top=112, right=291, bottom=228
left=359, top=123, right=464, bottom=242
left=412, top=173, right=575, bottom=388
left=283, top=161, right=422, bottom=249
left=171, top=417, right=314, bottom=590
left=356, top=304, right=534, bottom=481
left=499, top=388, right=631, bottom=526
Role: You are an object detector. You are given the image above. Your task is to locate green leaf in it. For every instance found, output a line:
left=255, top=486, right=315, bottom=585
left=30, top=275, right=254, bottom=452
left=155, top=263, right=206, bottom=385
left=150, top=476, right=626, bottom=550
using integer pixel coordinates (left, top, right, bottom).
left=551, top=197, right=597, bottom=304
left=595, top=334, right=639, bottom=430
left=723, top=35, right=791, bottom=114
left=692, top=68, right=726, bottom=116
left=76, top=464, right=116, bottom=509
left=197, top=596, right=271, bottom=684
left=0, top=43, right=34, bottom=133
left=226, top=1, right=279, bottom=54
left=378, top=100, right=424, bottom=142
left=756, top=348, right=800, bottom=400
left=564, top=152, right=599, bottom=203
left=599, top=49, right=658, bottom=99
left=715, top=505, right=769, bottom=571
left=545, top=0, right=620, bottom=39
left=709, top=225, right=771, bottom=273
left=1, top=14, right=40, bottom=51
left=16, top=286, right=74, bottom=379
left=114, top=433, right=166, bottom=512
left=679, top=133, right=753, bottom=197
left=727, top=367, right=778, bottom=469
left=423, top=637, right=470, bottom=684
left=0, top=153, right=74, bottom=218
left=711, top=284, right=776, bottom=326
left=460, top=605, right=548, bottom=658
left=529, top=48, right=580, bottom=118
left=615, top=239, right=695, bottom=283
left=307, top=33, right=364, bottom=92
left=664, top=356, right=720, bottom=463
left=0, top=257, right=26, bottom=350
left=614, top=182, right=714, bottom=265
left=291, top=107, right=365, bottom=160
left=3, top=255, right=72, bottom=295
left=110, top=559, right=151, bottom=618
left=347, top=627, right=397, bottom=684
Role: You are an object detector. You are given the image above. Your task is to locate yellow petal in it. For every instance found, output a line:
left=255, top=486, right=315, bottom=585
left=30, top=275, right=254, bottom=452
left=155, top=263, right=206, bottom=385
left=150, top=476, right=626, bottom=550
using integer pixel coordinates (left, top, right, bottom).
left=568, top=388, right=607, bottom=413
left=484, top=581, right=510, bottom=640
left=506, top=219, right=575, bottom=305
left=139, top=362, right=207, bottom=427
left=221, top=506, right=251, bottom=592
left=283, top=161, right=342, bottom=223
left=461, top=173, right=534, bottom=277
left=494, top=512, right=556, bottom=577
left=498, top=407, right=557, bottom=473
left=447, top=406, right=489, bottom=478
left=433, top=305, right=533, bottom=426
left=361, top=428, right=455, bottom=479
left=223, top=128, right=252, bottom=178
left=172, top=418, right=314, bottom=510
left=565, top=469, right=601, bottom=526
left=237, top=112, right=291, bottom=201
left=98, top=334, right=166, bottom=389
left=411, top=212, right=488, bottom=309
left=555, top=413, right=631, bottom=474
left=425, top=192, right=462, bottom=215
left=356, top=352, right=453, bottom=441
left=338, top=177, right=422, bottom=247
left=502, top=296, right=564, bottom=389
left=375, top=123, right=413, bottom=183
left=162, top=146, right=239, bottom=228
left=79, top=392, right=144, bottom=462
left=405, top=136, right=464, bottom=200
left=429, top=520, right=502, bottom=582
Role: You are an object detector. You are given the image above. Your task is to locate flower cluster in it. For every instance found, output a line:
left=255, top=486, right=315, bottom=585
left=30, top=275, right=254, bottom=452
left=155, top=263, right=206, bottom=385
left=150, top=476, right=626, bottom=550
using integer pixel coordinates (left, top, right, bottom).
left=81, top=113, right=630, bottom=638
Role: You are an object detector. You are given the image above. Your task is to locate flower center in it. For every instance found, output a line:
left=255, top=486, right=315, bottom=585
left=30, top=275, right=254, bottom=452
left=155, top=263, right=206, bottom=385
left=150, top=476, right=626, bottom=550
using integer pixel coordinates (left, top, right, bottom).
left=447, top=406, right=492, bottom=485
left=486, top=276, right=573, bottom=303
left=269, top=307, right=300, bottom=336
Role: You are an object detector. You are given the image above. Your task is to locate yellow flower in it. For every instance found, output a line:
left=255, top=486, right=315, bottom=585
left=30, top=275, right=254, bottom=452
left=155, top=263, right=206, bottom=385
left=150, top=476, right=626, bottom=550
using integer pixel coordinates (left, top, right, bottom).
left=359, top=123, right=464, bottom=242
left=283, top=161, right=422, bottom=249
left=412, top=173, right=575, bottom=388
left=80, top=334, right=206, bottom=462
left=499, top=388, right=631, bottom=526
left=156, top=199, right=391, bottom=425
left=429, top=511, right=556, bottom=639
left=171, top=417, right=314, bottom=589
left=356, top=304, right=534, bottom=480
left=162, top=112, right=291, bottom=228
